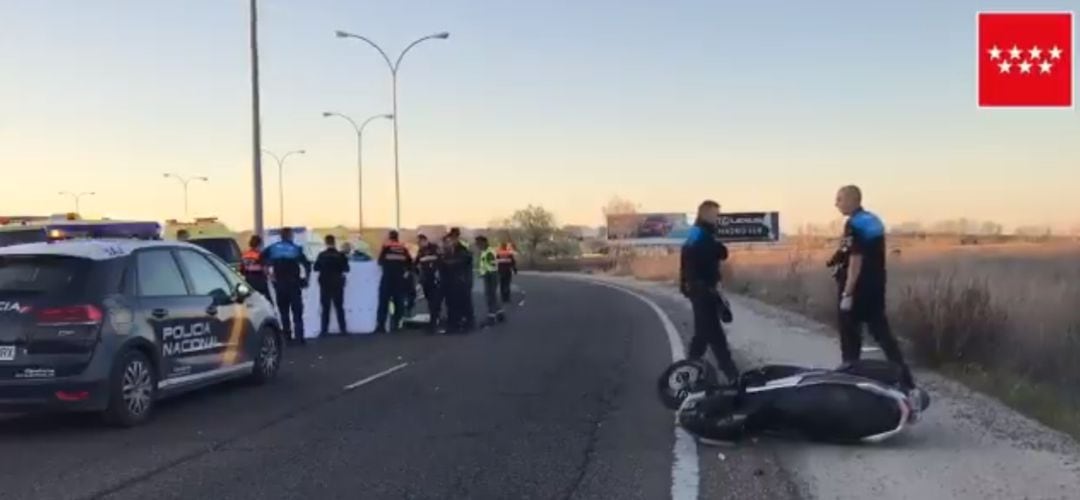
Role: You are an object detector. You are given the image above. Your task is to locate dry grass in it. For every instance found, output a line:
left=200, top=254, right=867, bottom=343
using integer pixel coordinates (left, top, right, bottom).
left=621, top=241, right=1080, bottom=436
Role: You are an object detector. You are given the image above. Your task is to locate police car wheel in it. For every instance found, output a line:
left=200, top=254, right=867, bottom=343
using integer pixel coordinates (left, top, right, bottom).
left=102, top=349, right=157, bottom=427
left=250, top=327, right=282, bottom=384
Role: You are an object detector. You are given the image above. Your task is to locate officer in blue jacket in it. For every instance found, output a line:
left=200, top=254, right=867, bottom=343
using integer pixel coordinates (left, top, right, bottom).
left=829, top=185, right=915, bottom=388
left=680, top=200, right=739, bottom=382
left=261, top=227, right=312, bottom=344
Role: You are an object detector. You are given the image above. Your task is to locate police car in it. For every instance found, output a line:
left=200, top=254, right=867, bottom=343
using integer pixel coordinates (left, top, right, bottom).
left=0, top=239, right=284, bottom=426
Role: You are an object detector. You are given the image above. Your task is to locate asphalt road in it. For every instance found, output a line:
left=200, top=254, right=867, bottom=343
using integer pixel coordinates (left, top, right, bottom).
left=1, top=274, right=786, bottom=500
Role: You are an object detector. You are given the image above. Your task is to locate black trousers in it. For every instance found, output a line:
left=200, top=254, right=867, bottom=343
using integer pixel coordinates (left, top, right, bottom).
left=247, top=277, right=272, bottom=305
left=376, top=280, right=406, bottom=332
left=319, top=280, right=346, bottom=334
left=421, top=278, right=441, bottom=328
left=688, top=290, right=739, bottom=381
left=482, top=273, right=501, bottom=320
left=274, top=285, right=304, bottom=341
left=837, top=295, right=914, bottom=387
left=463, top=274, right=475, bottom=326
left=498, top=268, right=513, bottom=302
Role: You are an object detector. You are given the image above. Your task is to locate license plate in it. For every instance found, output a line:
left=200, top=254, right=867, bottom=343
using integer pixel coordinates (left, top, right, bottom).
left=0, top=345, right=15, bottom=361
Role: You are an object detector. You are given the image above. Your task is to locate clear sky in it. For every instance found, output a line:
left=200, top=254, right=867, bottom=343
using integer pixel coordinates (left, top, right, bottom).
left=1, top=0, right=1078, bottom=232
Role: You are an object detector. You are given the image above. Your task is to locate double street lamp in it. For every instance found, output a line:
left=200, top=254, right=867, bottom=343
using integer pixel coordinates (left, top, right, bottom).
left=58, top=191, right=94, bottom=215
left=334, top=30, right=449, bottom=229
left=322, top=111, right=392, bottom=232
left=261, top=149, right=306, bottom=228
left=162, top=173, right=209, bottom=217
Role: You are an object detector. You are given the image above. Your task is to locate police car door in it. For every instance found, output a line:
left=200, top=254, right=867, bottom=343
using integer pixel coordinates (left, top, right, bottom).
left=173, top=249, right=240, bottom=375
left=133, top=249, right=214, bottom=382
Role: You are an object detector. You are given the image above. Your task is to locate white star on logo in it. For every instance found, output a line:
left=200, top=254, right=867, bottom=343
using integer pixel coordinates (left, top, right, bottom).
left=1009, top=45, right=1023, bottom=59
left=988, top=45, right=1002, bottom=60
left=1039, top=60, right=1053, bottom=73
left=1028, top=46, right=1042, bottom=59
left=1019, top=60, right=1033, bottom=74
left=1049, top=46, right=1063, bottom=59
left=998, top=61, right=1011, bottom=73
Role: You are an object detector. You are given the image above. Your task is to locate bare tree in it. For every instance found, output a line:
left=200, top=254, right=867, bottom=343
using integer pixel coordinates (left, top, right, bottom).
left=602, top=196, right=639, bottom=217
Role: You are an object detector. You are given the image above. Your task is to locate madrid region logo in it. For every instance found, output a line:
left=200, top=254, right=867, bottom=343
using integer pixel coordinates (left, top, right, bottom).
left=977, top=12, right=1073, bottom=108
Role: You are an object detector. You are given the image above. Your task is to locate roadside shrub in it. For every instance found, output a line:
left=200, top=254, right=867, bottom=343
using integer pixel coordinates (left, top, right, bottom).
left=893, top=272, right=1008, bottom=367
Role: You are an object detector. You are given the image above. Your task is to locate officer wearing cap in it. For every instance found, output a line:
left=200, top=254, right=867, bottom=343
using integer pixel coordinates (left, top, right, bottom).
left=376, top=230, right=413, bottom=333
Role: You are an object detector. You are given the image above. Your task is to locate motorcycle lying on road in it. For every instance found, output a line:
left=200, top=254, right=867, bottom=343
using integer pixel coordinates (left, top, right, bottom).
left=657, top=358, right=930, bottom=444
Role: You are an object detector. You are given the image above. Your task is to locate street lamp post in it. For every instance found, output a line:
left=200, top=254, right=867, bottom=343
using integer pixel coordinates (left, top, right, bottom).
left=162, top=173, right=209, bottom=217
left=322, top=111, right=392, bottom=231
left=250, top=0, right=266, bottom=237
left=261, top=149, right=306, bottom=228
left=334, top=30, right=449, bottom=230
left=58, top=191, right=95, bottom=214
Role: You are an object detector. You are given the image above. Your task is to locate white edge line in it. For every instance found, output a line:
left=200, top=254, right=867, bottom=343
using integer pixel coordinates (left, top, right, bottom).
left=343, top=362, right=410, bottom=391
left=564, top=276, right=699, bottom=500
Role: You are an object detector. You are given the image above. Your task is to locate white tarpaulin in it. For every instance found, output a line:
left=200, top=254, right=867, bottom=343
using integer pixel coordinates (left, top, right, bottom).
left=296, top=260, right=381, bottom=336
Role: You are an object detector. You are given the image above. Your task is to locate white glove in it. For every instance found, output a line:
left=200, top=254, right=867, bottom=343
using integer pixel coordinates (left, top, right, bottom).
left=839, top=294, right=853, bottom=312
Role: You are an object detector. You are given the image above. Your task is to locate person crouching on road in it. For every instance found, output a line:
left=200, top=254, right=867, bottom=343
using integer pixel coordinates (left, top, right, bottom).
left=240, top=235, right=272, bottom=302
left=680, top=200, right=739, bottom=382
left=829, top=185, right=916, bottom=388
left=261, top=227, right=312, bottom=344
left=475, top=235, right=505, bottom=325
left=495, top=241, right=517, bottom=303
left=416, top=234, right=443, bottom=333
left=315, top=234, right=350, bottom=336
left=376, top=230, right=413, bottom=333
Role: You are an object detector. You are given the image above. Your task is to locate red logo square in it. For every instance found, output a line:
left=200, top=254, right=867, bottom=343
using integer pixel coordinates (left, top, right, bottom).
left=978, top=12, right=1073, bottom=107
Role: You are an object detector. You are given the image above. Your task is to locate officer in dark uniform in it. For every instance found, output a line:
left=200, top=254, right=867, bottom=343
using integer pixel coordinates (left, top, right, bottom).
left=440, top=228, right=474, bottom=333
left=415, top=234, right=443, bottom=333
left=829, top=185, right=915, bottom=388
left=376, top=230, right=413, bottom=333
left=680, top=200, right=739, bottom=382
left=239, top=235, right=271, bottom=301
left=261, top=227, right=312, bottom=344
left=314, top=234, right=350, bottom=336
left=495, top=241, right=517, bottom=303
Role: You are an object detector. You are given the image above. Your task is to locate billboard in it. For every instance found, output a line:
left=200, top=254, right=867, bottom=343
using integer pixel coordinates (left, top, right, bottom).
left=606, top=211, right=780, bottom=245
left=715, top=212, right=780, bottom=243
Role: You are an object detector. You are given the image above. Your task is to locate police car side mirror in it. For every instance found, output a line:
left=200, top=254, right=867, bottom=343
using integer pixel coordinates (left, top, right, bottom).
left=234, top=283, right=252, bottom=302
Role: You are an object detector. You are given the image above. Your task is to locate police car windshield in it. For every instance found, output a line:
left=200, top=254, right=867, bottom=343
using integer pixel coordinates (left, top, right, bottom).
left=0, top=255, right=88, bottom=295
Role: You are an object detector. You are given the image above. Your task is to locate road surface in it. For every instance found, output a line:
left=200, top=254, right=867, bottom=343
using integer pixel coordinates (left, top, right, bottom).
left=1, top=274, right=1078, bottom=499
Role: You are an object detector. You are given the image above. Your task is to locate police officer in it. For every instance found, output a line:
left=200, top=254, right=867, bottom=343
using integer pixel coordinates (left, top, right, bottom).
left=415, top=234, right=443, bottom=333
left=829, top=185, right=916, bottom=388
left=441, top=228, right=474, bottom=333
left=376, top=230, right=413, bottom=333
left=476, top=235, right=505, bottom=325
left=239, top=235, right=271, bottom=301
left=495, top=241, right=517, bottom=303
left=176, top=229, right=190, bottom=242
left=679, top=200, right=739, bottom=382
left=314, top=234, right=350, bottom=336
left=261, top=227, right=312, bottom=344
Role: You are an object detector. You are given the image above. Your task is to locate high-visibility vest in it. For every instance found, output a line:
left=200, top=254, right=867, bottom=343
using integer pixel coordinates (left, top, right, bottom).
left=478, top=248, right=497, bottom=275
left=240, top=249, right=264, bottom=274
left=381, top=241, right=409, bottom=261
left=496, top=248, right=514, bottom=265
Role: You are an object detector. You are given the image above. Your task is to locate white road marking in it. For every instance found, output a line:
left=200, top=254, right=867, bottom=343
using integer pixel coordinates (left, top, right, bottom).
left=343, top=362, right=409, bottom=391
left=578, top=278, right=699, bottom=500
